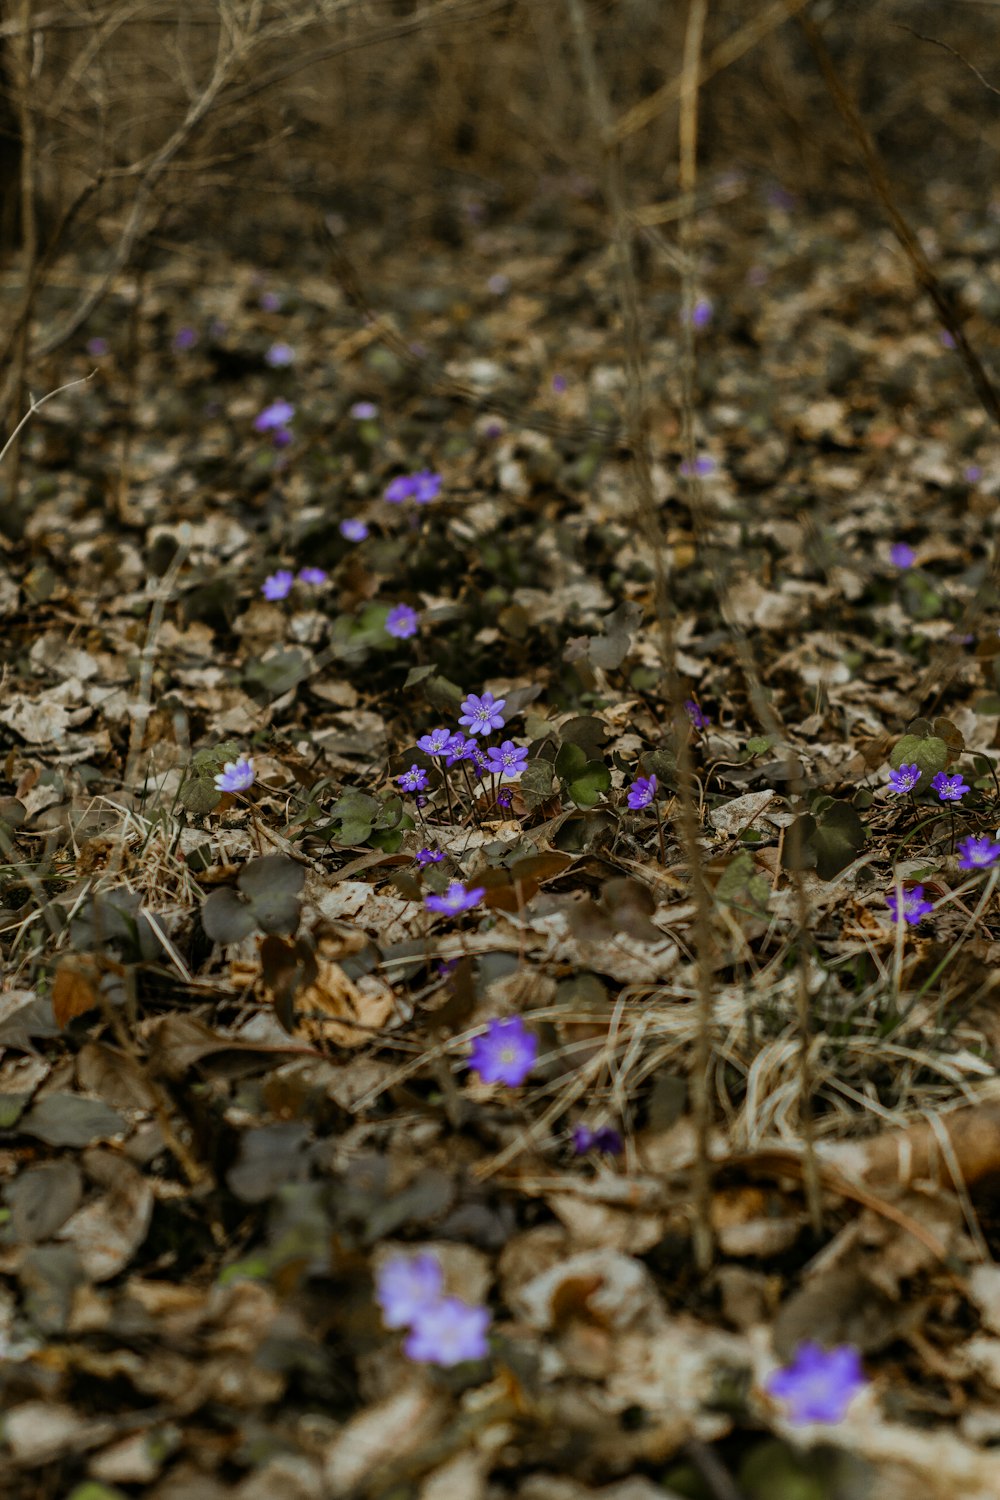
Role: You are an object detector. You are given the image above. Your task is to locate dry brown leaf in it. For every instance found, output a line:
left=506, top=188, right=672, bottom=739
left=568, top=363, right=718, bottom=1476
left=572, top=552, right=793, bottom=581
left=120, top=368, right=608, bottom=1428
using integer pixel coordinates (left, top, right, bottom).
left=294, top=958, right=396, bottom=1047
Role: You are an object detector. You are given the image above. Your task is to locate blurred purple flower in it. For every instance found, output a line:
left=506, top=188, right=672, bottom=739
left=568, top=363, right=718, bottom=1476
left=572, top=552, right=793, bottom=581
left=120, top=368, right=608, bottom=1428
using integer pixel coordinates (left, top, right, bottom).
left=254, top=399, right=295, bottom=433
left=680, top=454, right=716, bottom=478
left=958, top=835, right=1000, bottom=870
left=684, top=698, right=710, bottom=730
left=86, top=336, right=109, bottom=357
left=689, top=297, right=713, bottom=328
left=488, top=273, right=510, bottom=295
left=766, top=1342, right=867, bottom=1424
left=262, top=570, right=295, bottom=601
left=425, top=880, right=485, bottom=916
left=885, top=884, right=933, bottom=925
left=485, top=741, right=528, bottom=779
left=214, top=755, right=255, bottom=793
left=888, top=764, right=920, bottom=795
left=415, top=847, right=444, bottom=867
left=386, top=604, right=419, bottom=639
left=468, top=1016, right=537, bottom=1086
left=259, top=290, right=282, bottom=312
left=403, top=1297, right=491, bottom=1367
left=551, top=373, right=568, bottom=393
left=173, top=325, right=199, bottom=352
left=339, top=518, right=369, bottom=542
left=375, top=1252, right=443, bottom=1330
left=940, top=329, right=956, bottom=349
left=266, top=341, right=295, bottom=367
left=573, top=1124, right=623, bottom=1156
left=889, top=542, right=915, bottom=569
left=411, top=470, right=443, bottom=504
left=297, top=567, right=327, bottom=586
left=931, top=771, right=969, bottom=802
left=459, top=692, right=506, bottom=737
left=627, top=774, right=657, bottom=810
left=385, top=475, right=415, bottom=504
left=964, top=464, right=982, bottom=483
left=397, top=765, right=429, bottom=793
left=350, top=401, right=379, bottom=421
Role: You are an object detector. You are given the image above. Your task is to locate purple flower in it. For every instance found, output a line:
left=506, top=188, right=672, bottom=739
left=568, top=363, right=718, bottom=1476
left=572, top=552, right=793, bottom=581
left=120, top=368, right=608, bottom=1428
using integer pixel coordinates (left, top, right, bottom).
left=684, top=698, right=710, bottom=730
left=688, top=297, right=713, bottom=328
left=339, top=518, right=369, bottom=542
left=259, top=290, right=282, bottom=312
left=350, top=400, right=379, bottom=421
left=573, top=1123, right=624, bottom=1156
left=375, top=1252, right=443, bottom=1330
left=940, top=329, right=956, bottom=349
left=627, top=774, right=657, bottom=811
left=885, top=884, right=933, bottom=925
left=468, top=1016, right=537, bottom=1086
left=443, top=732, right=468, bottom=767
left=173, top=325, right=198, bottom=352
left=459, top=692, right=507, bottom=737
left=425, top=880, right=485, bottom=916
left=957, top=835, right=1000, bottom=870
left=964, top=465, right=982, bottom=484
left=403, top=1296, right=491, bottom=1367
left=487, top=273, right=510, bottom=295
left=417, top=728, right=453, bottom=755
left=411, top=470, right=443, bottom=504
left=214, top=755, right=256, bottom=793
left=266, top=341, right=296, bottom=367
left=680, top=455, right=716, bottom=478
left=385, top=475, right=416, bottom=504
left=397, top=764, right=429, bottom=793
left=931, top=771, right=969, bottom=802
left=262, top=569, right=295, bottom=601
left=766, top=1342, right=867, bottom=1425
left=415, top=847, right=444, bottom=867
left=888, top=764, right=920, bottom=795
left=271, top=426, right=293, bottom=449
left=484, top=741, right=529, bottom=779
left=551, top=374, right=568, bottom=393
left=297, top=567, right=327, bottom=586
left=254, top=399, right=295, bottom=433
left=496, top=789, right=512, bottom=808
left=86, top=336, right=109, bottom=357
left=889, top=542, right=915, bottom=569
left=385, top=604, right=419, bottom=639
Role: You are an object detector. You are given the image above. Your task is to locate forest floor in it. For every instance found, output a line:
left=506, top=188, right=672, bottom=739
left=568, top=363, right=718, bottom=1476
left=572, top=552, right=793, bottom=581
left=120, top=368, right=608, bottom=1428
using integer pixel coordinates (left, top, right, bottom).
left=4, top=172, right=1000, bottom=1499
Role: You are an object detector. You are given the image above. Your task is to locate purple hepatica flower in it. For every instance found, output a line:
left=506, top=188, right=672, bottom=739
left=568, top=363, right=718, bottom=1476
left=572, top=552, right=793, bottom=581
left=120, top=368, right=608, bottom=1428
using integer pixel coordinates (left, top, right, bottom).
left=214, top=755, right=256, bottom=794
left=684, top=698, right=710, bottom=730
left=573, top=1123, right=624, bottom=1156
left=889, top=541, right=915, bottom=569
left=350, top=401, right=379, bottom=420
left=297, top=567, right=327, bottom=586
left=689, top=297, right=713, bottom=329
left=417, top=727, right=453, bottom=755
left=468, top=1016, right=538, bottom=1086
left=411, top=470, right=443, bottom=504
left=262, top=569, right=295, bottom=601
left=551, top=373, right=568, bottom=393
left=958, top=835, right=1000, bottom=870
left=888, top=763, right=920, bottom=795
left=444, top=732, right=468, bottom=767
left=964, top=465, right=982, bottom=484
left=931, top=771, right=969, bottom=802
left=339, top=518, right=369, bottom=542
left=485, top=741, right=529, bottom=779
left=375, top=1252, right=443, bottom=1330
left=266, top=341, right=295, bottom=368
left=403, top=1297, right=491, bottom=1367
left=885, top=883, right=933, bottom=926
left=384, top=475, right=416, bottom=504
left=940, top=329, right=956, bottom=349
left=496, top=789, right=512, bottom=808
left=425, top=880, right=485, bottom=916
left=766, top=1342, right=867, bottom=1425
left=415, top=847, right=444, bottom=867
left=259, top=290, right=282, bottom=312
left=173, top=325, right=198, bottom=352
left=254, top=399, right=295, bottom=433
left=627, top=774, right=657, bottom=811
left=459, top=691, right=507, bottom=737
left=397, top=765, right=429, bottom=793
left=488, top=273, right=510, bottom=296
left=86, top=336, right=109, bottom=357
left=680, top=454, right=716, bottom=478
left=386, top=604, right=419, bottom=640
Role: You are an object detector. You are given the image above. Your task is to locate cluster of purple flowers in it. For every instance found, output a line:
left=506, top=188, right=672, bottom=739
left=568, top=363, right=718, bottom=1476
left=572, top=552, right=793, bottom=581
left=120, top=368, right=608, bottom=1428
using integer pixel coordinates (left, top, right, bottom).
left=384, top=470, right=443, bottom=505
left=409, top=693, right=529, bottom=787
left=261, top=567, right=328, bottom=601
left=375, top=1252, right=490, bottom=1367
left=254, top=398, right=295, bottom=448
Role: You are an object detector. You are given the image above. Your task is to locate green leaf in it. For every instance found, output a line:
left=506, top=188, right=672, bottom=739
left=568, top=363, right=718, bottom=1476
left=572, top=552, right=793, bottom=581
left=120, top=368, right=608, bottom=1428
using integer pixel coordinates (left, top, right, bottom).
left=890, top=733, right=949, bottom=777
left=243, top=648, right=308, bottom=700
left=745, top=736, right=772, bottom=756
left=328, top=790, right=379, bottom=846
left=716, top=852, right=771, bottom=917
left=568, top=761, right=611, bottom=808
left=810, top=802, right=866, bottom=880
left=555, top=741, right=588, bottom=782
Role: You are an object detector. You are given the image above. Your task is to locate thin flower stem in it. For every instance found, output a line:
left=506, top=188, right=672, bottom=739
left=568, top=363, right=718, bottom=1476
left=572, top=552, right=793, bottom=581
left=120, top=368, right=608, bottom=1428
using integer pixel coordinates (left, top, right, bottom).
left=653, top=799, right=666, bottom=866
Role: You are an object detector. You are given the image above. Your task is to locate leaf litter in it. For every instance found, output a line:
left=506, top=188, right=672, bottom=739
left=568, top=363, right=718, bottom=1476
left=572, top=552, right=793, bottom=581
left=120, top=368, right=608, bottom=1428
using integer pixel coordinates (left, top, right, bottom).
left=6, top=159, right=1000, bottom=1500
